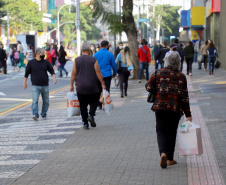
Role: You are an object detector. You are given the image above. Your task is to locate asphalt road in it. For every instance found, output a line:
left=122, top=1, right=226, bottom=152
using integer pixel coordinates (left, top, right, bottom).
left=0, top=61, right=74, bottom=115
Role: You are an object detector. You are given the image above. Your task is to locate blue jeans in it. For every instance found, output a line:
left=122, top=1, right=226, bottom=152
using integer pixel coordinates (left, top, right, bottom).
left=59, top=63, right=68, bottom=75
left=32, top=86, right=49, bottom=118
left=139, top=62, right=149, bottom=81
left=208, top=57, right=216, bottom=73
left=155, top=60, right=164, bottom=70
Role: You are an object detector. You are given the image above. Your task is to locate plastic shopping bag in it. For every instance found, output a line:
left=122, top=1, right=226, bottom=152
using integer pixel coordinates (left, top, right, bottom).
left=57, top=58, right=61, bottom=67
left=179, top=121, right=191, bottom=133
left=67, top=92, right=80, bottom=117
left=103, top=89, right=113, bottom=115
left=178, top=122, right=203, bottom=156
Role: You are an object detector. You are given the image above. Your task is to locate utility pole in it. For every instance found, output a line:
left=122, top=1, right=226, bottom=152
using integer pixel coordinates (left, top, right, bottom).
left=7, top=0, right=9, bottom=53
left=119, top=0, right=121, bottom=42
left=76, top=0, right=81, bottom=56
left=143, top=0, right=145, bottom=39
left=151, top=0, right=155, bottom=44
left=146, top=0, right=149, bottom=43
left=114, top=0, right=116, bottom=50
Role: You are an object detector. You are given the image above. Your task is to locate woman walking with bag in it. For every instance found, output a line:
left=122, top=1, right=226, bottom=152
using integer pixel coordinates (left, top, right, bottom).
left=184, top=41, right=194, bottom=76
left=207, top=41, right=218, bottom=75
left=58, top=45, right=68, bottom=77
left=201, top=40, right=208, bottom=71
left=50, top=44, right=57, bottom=69
left=145, top=52, right=192, bottom=169
left=115, top=46, right=133, bottom=98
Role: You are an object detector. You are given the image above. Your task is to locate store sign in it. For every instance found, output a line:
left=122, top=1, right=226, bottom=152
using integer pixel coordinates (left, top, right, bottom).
left=206, top=0, right=221, bottom=18
left=191, top=7, right=205, bottom=26
left=181, top=10, right=191, bottom=27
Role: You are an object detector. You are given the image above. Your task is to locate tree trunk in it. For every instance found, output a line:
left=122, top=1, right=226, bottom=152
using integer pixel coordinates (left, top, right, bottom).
left=122, top=0, right=139, bottom=79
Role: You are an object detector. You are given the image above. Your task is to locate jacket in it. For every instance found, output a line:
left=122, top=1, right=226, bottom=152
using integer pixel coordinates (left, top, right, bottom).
left=151, top=45, right=162, bottom=60
left=137, top=45, right=151, bottom=63
left=59, top=50, right=67, bottom=64
left=155, top=47, right=170, bottom=64
left=145, top=69, right=191, bottom=117
left=94, top=48, right=117, bottom=78
left=50, top=48, right=57, bottom=58
left=184, top=45, right=194, bottom=59
left=201, top=44, right=208, bottom=55
left=194, top=40, right=204, bottom=53
left=207, top=47, right=218, bottom=58
left=0, top=48, right=7, bottom=61
left=46, top=51, right=52, bottom=64
left=114, top=47, right=121, bottom=59
left=115, top=50, right=134, bottom=71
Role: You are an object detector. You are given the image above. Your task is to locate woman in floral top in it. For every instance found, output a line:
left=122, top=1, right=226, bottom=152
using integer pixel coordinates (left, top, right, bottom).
left=145, top=52, right=192, bottom=169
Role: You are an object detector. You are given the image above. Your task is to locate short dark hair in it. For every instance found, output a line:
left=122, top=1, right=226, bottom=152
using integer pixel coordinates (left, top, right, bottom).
left=119, top=42, right=123, bottom=45
left=188, top=41, right=193, bottom=46
left=101, top=40, right=109, bottom=48
left=141, top=39, right=148, bottom=45
left=175, top=39, right=179, bottom=44
left=205, top=40, right=208, bottom=45
left=162, top=41, right=167, bottom=46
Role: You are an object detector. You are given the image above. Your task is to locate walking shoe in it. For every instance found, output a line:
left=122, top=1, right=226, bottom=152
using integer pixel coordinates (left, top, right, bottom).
left=42, top=116, right=47, bottom=119
left=139, top=80, right=141, bottom=83
left=160, top=153, right=167, bottom=169
left=87, top=116, right=96, bottom=127
left=167, top=160, right=177, bottom=166
left=66, top=71, right=68, bottom=77
left=209, top=71, right=212, bottom=75
left=59, top=74, right=63, bottom=77
left=189, top=73, right=192, bottom=76
left=83, top=124, right=89, bottom=130
left=121, top=90, right=124, bottom=98
left=32, top=115, right=38, bottom=121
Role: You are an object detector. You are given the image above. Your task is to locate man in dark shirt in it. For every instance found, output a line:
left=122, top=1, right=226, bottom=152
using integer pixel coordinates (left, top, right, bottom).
left=0, top=44, right=7, bottom=74
left=23, top=48, right=57, bottom=121
left=114, top=42, right=123, bottom=59
left=155, top=42, right=170, bottom=69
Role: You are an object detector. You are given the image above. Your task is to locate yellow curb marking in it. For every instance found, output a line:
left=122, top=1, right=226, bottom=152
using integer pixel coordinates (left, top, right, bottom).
left=216, top=82, right=226, bottom=84
left=0, top=86, right=69, bottom=116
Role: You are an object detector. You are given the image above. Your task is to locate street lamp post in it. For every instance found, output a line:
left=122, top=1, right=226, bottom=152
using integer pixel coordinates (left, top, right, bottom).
left=7, top=0, right=9, bottom=53
left=76, top=0, right=81, bottom=56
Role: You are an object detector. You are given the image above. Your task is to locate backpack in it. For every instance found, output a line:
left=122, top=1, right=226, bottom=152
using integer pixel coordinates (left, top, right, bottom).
left=14, top=51, right=20, bottom=59
left=176, top=46, right=184, bottom=58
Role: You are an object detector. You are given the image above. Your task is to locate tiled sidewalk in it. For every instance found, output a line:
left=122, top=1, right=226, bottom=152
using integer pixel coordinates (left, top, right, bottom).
left=2, top=64, right=226, bottom=185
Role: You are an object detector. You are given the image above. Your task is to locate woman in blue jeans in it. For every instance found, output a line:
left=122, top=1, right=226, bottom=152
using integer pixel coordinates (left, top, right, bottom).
left=207, top=41, right=218, bottom=75
left=58, top=45, right=68, bottom=77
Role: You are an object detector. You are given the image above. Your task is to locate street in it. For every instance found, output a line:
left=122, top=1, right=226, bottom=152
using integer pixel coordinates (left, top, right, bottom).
left=0, top=61, right=74, bottom=115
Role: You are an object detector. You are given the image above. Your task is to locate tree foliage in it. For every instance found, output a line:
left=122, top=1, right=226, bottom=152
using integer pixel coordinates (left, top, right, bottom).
left=0, top=0, right=6, bottom=25
left=5, top=0, right=44, bottom=34
left=50, top=5, right=101, bottom=48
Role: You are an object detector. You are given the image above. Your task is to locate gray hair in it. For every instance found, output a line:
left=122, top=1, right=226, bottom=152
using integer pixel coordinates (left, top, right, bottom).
left=164, top=52, right=181, bottom=70
left=35, top=48, right=44, bottom=55
left=81, top=42, right=91, bottom=52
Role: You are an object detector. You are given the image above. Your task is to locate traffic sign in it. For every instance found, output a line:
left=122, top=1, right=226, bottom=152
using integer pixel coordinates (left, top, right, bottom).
left=43, top=13, right=51, bottom=18
left=138, top=18, right=150, bottom=23
left=42, top=18, right=51, bottom=23
left=137, top=29, right=142, bottom=36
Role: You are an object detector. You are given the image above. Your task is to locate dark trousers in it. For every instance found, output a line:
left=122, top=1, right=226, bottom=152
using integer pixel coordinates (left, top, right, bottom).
left=52, top=57, right=56, bottom=66
left=0, top=60, right=7, bottom=74
left=186, top=58, right=193, bottom=75
left=208, top=57, right=216, bottom=74
left=118, top=67, right=129, bottom=92
left=203, top=55, right=208, bottom=70
left=180, top=59, right=184, bottom=72
left=59, top=63, right=67, bottom=75
left=77, top=93, right=99, bottom=125
left=155, top=111, right=181, bottom=160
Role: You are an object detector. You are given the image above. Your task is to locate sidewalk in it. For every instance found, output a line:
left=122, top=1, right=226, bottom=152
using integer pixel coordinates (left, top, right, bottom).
left=1, top=63, right=226, bottom=185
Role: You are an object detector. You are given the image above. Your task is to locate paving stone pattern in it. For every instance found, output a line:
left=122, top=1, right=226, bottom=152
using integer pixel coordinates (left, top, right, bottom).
left=0, top=90, right=83, bottom=185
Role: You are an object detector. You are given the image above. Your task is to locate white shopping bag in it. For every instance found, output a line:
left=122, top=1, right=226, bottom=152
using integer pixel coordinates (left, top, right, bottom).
left=178, top=122, right=203, bottom=156
left=67, top=92, right=80, bottom=117
left=103, top=89, right=113, bottom=115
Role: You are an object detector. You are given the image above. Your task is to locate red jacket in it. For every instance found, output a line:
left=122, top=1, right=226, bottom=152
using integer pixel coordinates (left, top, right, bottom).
left=46, top=51, right=52, bottom=64
left=137, top=45, right=151, bottom=63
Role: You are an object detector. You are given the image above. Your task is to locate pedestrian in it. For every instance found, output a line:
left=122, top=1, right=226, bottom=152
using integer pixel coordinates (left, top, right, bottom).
left=137, top=39, right=151, bottom=83
left=178, top=44, right=185, bottom=71
left=115, top=46, right=134, bottom=98
left=207, top=41, right=218, bottom=75
left=151, top=40, right=162, bottom=70
left=70, top=43, right=106, bottom=130
left=184, top=41, right=195, bottom=76
left=90, top=44, right=96, bottom=57
left=17, top=41, right=26, bottom=72
left=58, top=45, right=68, bottom=77
left=0, top=44, right=7, bottom=74
left=114, top=42, right=123, bottom=59
left=145, top=52, right=192, bottom=169
left=23, top=48, right=57, bottom=121
left=94, top=40, right=117, bottom=109
left=201, top=40, right=209, bottom=71
left=155, top=42, right=170, bottom=69
left=46, top=46, right=52, bottom=65
left=50, top=44, right=57, bottom=69
left=27, top=45, right=34, bottom=60
left=96, top=44, right=100, bottom=52
left=10, top=46, right=16, bottom=71
left=194, top=37, right=204, bottom=70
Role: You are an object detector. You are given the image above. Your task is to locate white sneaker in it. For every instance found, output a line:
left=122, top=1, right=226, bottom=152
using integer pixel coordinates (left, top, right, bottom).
left=32, top=115, right=38, bottom=121
left=139, top=80, right=141, bottom=83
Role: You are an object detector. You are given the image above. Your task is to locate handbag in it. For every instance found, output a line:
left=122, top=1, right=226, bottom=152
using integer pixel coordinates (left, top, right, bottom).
left=215, top=60, right=221, bottom=69
left=117, top=60, right=122, bottom=73
left=147, top=70, right=158, bottom=103
left=197, top=52, right=203, bottom=63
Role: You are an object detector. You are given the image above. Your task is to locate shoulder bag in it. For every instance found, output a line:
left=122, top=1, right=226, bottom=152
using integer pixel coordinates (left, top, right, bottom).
left=141, top=47, right=149, bottom=62
left=147, top=70, right=158, bottom=103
